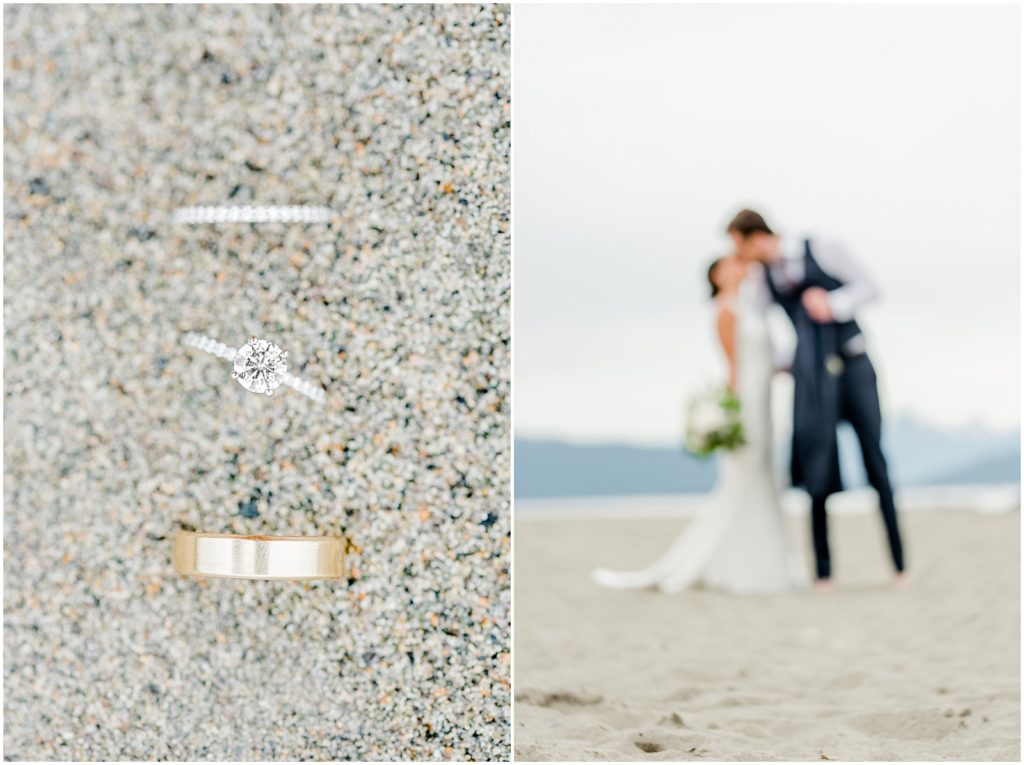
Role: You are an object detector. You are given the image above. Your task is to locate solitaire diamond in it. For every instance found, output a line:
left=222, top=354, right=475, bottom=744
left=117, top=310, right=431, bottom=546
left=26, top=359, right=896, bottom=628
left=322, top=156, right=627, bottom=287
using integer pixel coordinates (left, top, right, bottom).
left=232, top=337, right=288, bottom=396
left=182, top=332, right=323, bottom=403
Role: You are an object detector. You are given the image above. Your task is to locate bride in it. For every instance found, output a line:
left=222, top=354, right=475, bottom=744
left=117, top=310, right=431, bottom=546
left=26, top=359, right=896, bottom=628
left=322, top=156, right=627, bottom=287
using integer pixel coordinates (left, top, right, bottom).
left=592, top=255, right=806, bottom=594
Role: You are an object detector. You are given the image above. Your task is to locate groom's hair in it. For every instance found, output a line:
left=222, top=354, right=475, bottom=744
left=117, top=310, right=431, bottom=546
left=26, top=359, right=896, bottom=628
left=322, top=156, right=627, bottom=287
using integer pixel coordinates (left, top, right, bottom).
left=707, top=257, right=724, bottom=298
left=727, top=208, right=774, bottom=237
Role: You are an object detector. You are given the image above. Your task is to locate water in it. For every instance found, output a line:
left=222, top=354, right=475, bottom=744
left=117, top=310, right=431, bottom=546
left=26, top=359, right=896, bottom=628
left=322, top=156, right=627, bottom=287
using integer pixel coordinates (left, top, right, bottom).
left=515, top=483, right=1021, bottom=520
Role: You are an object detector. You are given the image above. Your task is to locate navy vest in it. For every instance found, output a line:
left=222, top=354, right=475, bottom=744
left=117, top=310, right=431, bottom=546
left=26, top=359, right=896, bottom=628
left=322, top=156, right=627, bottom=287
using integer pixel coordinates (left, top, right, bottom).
left=765, top=240, right=862, bottom=353
left=766, top=239, right=865, bottom=497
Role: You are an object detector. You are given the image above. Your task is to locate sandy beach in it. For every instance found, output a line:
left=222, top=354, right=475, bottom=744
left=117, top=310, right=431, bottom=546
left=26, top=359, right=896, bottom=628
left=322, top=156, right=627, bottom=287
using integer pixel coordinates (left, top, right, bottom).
left=514, top=508, right=1020, bottom=761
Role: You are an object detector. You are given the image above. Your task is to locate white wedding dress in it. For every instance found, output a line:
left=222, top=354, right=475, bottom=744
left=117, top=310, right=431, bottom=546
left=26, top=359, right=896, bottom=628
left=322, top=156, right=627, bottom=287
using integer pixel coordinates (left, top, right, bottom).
left=593, top=269, right=806, bottom=594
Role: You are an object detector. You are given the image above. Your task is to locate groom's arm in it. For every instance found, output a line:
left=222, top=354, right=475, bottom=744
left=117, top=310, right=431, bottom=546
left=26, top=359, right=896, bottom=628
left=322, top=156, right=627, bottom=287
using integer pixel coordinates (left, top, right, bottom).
left=811, top=239, right=881, bottom=322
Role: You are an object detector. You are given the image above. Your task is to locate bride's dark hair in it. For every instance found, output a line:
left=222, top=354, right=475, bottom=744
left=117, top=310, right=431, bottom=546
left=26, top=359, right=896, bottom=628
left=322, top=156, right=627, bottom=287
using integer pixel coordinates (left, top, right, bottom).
left=707, top=257, right=724, bottom=298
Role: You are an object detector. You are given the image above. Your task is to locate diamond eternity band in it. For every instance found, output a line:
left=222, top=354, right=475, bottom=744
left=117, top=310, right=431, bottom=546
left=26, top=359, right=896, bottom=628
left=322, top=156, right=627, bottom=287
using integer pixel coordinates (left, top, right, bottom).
left=173, top=205, right=334, bottom=224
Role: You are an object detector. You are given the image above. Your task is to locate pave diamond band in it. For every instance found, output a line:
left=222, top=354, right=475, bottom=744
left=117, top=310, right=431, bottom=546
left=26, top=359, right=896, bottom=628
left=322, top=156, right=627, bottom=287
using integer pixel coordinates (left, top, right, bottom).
left=182, top=333, right=236, bottom=362
left=183, top=332, right=326, bottom=403
left=173, top=205, right=334, bottom=224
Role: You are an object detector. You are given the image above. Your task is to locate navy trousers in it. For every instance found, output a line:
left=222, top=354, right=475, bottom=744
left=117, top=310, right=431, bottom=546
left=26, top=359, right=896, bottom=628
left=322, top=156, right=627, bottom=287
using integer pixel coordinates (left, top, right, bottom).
left=810, top=354, right=905, bottom=579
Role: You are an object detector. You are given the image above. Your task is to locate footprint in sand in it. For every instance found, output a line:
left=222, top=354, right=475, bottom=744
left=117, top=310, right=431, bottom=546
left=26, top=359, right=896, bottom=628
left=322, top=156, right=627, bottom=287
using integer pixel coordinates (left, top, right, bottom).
left=668, top=687, right=704, bottom=702
left=849, top=709, right=966, bottom=740
left=633, top=731, right=709, bottom=757
left=515, top=689, right=603, bottom=708
left=826, top=671, right=867, bottom=691
left=634, top=740, right=665, bottom=754
left=658, top=712, right=686, bottom=728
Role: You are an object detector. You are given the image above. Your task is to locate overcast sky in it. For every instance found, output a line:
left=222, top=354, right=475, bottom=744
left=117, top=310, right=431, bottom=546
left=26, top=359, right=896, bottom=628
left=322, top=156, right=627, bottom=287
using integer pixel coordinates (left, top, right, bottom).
left=514, top=3, right=1020, bottom=445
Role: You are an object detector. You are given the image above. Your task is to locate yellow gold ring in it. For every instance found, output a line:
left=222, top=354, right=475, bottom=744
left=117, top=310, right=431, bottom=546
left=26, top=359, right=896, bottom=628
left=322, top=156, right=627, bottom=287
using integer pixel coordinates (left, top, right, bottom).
left=172, top=531, right=346, bottom=580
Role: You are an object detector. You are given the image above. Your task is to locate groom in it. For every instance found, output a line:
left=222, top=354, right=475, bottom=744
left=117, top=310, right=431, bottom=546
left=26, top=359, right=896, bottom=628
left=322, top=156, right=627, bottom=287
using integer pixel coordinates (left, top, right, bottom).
left=727, top=209, right=906, bottom=588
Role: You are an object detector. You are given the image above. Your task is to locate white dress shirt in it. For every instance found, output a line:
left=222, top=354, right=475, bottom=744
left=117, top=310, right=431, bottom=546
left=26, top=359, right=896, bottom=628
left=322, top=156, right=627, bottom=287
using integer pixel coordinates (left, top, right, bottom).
left=770, top=233, right=881, bottom=322
left=752, top=233, right=881, bottom=367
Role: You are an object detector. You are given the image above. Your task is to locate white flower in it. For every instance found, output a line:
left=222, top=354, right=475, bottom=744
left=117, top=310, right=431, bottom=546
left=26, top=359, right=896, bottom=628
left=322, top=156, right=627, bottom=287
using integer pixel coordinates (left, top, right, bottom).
left=688, top=396, right=729, bottom=436
left=682, top=384, right=745, bottom=456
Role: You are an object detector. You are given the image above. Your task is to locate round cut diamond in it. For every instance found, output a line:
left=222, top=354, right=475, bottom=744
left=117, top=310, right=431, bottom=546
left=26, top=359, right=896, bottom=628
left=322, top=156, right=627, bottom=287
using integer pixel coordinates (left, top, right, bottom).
left=232, top=337, right=287, bottom=396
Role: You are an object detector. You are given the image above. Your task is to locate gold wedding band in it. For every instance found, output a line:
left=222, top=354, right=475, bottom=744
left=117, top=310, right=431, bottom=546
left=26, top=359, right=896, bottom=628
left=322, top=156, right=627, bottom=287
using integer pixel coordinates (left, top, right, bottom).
left=172, top=531, right=346, bottom=580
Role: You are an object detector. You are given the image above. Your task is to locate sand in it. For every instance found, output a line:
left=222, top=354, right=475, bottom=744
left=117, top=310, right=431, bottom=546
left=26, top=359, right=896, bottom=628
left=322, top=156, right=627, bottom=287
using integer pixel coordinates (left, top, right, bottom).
left=4, top=5, right=509, bottom=760
left=514, top=509, right=1020, bottom=761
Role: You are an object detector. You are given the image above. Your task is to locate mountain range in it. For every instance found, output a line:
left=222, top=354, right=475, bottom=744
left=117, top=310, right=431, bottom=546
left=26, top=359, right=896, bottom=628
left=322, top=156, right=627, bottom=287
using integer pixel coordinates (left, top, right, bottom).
left=515, top=417, right=1020, bottom=499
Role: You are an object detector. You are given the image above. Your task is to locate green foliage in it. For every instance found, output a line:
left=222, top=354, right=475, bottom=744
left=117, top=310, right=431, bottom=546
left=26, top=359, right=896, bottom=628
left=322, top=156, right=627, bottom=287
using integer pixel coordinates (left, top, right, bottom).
left=683, top=386, right=747, bottom=458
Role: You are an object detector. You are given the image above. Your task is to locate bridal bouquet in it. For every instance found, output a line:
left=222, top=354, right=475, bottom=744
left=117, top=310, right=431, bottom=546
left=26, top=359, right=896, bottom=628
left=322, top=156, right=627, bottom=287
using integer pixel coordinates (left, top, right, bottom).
left=684, top=386, right=746, bottom=457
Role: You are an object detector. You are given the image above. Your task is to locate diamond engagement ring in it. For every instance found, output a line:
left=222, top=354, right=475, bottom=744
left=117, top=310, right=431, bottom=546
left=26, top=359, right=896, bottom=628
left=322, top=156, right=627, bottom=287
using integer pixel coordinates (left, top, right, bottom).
left=173, top=205, right=334, bottom=224
left=182, top=333, right=326, bottom=403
